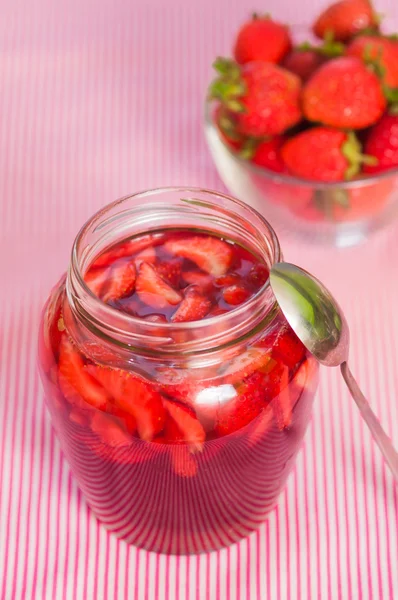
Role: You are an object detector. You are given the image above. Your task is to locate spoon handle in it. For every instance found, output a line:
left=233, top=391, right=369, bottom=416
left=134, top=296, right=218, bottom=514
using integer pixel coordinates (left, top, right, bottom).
left=341, top=361, right=398, bottom=482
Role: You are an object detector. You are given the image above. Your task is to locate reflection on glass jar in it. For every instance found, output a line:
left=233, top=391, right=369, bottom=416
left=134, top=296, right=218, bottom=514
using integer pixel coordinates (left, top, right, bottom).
left=38, top=188, right=319, bottom=554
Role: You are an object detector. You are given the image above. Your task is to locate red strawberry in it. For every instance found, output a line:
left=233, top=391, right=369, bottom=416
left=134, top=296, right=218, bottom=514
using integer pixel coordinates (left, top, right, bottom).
left=164, top=399, right=206, bottom=452
left=102, top=260, right=136, bottom=302
left=165, top=235, right=233, bottom=277
left=215, top=368, right=279, bottom=436
left=84, top=267, right=110, bottom=298
left=92, top=235, right=161, bottom=268
left=90, top=411, right=133, bottom=447
left=282, top=49, right=325, bottom=81
left=272, top=325, right=306, bottom=370
left=303, top=57, right=386, bottom=129
left=171, top=286, right=212, bottom=323
left=87, top=366, right=166, bottom=441
left=168, top=445, right=198, bottom=477
left=108, top=404, right=137, bottom=434
left=247, top=264, right=269, bottom=288
left=214, top=105, right=244, bottom=151
left=215, top=273, right=240, bottom=286
left=347, top=36, right=398, bottom=88
left=134, top=245, right=157, bottom=265
left=182, top=270, right=214, bottom=292
left=157, top=368, right=201, bottom=406
left=245, top=136, right=287, bottom=173
left=143, top=314, right=168, bottom=323
left=313, top=0, right=377, bottom=42
left=209, top=58, right=302, bottom=137
left=155, top=258, right=183, bottom=288
left=281, top=128, right=377, bottom=182
left=270, top=365, right=292, bottom=430
left=234, top=14, right=292, bottom=65
left=136, top=262, right=182, bottom=309
left=220, top=347, right=273, bottom=385
left=222, top=283, right=251, bottom=306
left=58, top=335, right=111, bottom=409
left=293, top=355, right=319, bottom=393
left=363, top=114, right=398, bottom=174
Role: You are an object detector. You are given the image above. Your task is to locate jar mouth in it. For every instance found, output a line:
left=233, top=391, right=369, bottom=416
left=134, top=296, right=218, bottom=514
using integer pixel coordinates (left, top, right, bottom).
left=67, top=187, right=282, bottom=358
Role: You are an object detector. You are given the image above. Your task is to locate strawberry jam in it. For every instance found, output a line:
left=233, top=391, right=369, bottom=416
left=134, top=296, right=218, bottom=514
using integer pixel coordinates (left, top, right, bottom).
left=38, top=190, right=319, bottom=554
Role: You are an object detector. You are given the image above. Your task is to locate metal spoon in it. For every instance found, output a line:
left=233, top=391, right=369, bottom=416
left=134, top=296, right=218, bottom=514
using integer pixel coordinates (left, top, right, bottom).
left=270, top=261, right=398, bottom=481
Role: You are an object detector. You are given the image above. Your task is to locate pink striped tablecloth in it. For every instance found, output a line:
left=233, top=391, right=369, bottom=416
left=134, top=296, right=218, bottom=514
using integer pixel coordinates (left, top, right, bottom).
left=1, top=0, right=398, bottom=598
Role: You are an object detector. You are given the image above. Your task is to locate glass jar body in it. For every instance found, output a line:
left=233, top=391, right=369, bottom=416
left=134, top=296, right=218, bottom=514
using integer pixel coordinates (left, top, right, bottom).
left=38, top=189, right=319, bottom=554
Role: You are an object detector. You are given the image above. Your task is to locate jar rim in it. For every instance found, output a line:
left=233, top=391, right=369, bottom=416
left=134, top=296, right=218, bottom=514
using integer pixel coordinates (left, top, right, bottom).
left=66, top=187, right=282, bottom=359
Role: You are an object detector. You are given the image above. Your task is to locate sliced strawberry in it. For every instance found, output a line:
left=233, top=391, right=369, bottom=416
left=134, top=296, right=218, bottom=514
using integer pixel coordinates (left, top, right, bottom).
left=108, top=404, right=137, bottom=434
left=222, top=283, right=251, bottom=306
left=292, top=355, right=318, bottom=395
left=69, top=408, right=88, bottom=426
left=208, top=307, right=229, bottom=317
left=87, top=365, right=166, bottom=441
left=247, top=264, right=269, bottom=288
left=102, top=260, right=136, bottom=302
left=169, top=445, right=198, bottom=477
left=84, top=267, right=111, bottom=298
left=215, top=273, right=241, bottom=287
left=143, top=314, right=168, bottom=323
left=182, top=270, right=214, bottom=292
left=273, top=325, right=306, bottom=369
left=90, top=411, right=133, bottom=447
left=164, top=235, right=233, bottom=277
left=171, top=286, right=212, bottom=323
left=215, top=371, right=271, bottom=436
left=271, top=366, right=292, bottom=430
left=219, top=347, right=273, bottom=385
left=58, top=335, right=111, bottom=409
left=134, top=245, right=157, bottom=265
left=164, top=399, right=206, bottom=452
left=247, top=404, right=274, bottom=446
left=92, top=234, right=161, bottom=268
left=157, top=368, right=201, bottom=406
left=155, top=258, right=183, bottom=288
left=136, top=262, right=182, bottom=309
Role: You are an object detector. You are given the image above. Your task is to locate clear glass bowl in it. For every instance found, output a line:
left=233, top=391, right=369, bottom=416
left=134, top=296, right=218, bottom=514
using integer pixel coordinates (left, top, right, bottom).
left=204, top=100, right=398, bottom=247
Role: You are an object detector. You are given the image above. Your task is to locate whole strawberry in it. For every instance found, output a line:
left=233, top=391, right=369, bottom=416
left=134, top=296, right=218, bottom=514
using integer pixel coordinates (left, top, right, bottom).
left=282, top=49, right=325, bottom=82
left=241, top=136, right=287, bottom=172
left=313, top=0, right=377, bottom=42
left=347, top=35, right=398, bottom=88
left=213, top=105, right=243, bottom=151
left=282, top=33, right=345, bottom=82
left=281, top=127, right=377, bottom=182
left=363, top=114, right=398, bottom=174
left=302, top=57, right=386, bottom=129
left=234, top=14, right=292, bottom=65
left=209, top=58, right=302, bottom=137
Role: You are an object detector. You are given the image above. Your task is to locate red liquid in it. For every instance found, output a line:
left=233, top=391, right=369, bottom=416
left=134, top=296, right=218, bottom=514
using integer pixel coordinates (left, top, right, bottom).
left=39, top=230, right=318, bottom=553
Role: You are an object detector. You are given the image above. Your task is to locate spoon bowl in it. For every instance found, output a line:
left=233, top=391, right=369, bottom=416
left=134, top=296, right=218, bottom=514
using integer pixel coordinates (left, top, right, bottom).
left=270, top=262, right=398, bottom=482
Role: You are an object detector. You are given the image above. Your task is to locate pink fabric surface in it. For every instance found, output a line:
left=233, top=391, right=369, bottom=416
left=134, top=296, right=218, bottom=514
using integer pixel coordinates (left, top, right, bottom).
left=1, top=0, right=398, bottom=597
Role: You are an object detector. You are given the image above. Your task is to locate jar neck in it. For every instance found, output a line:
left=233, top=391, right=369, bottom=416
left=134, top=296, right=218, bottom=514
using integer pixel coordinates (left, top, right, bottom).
left=65, top=188, right=282, bottom=362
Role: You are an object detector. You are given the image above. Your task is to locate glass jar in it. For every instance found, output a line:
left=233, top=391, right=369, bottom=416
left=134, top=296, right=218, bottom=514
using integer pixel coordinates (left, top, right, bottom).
left=38, top=188, right=319, bottom=554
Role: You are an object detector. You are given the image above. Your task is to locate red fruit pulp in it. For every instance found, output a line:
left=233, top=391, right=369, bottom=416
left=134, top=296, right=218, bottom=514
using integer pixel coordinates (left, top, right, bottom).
left=38, top=228, right=318, bottom=553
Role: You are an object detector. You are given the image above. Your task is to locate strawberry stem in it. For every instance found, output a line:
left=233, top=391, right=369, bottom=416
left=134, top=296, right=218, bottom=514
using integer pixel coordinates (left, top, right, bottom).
left=389, top=103, right=398, bottom=115
left=209, top=57, right=247, bottom=114
left=341, top=132, right=378, bottom=179
left=313, top=189, right=350, bottom=221
left=296, top=32, right=344, bottom=58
